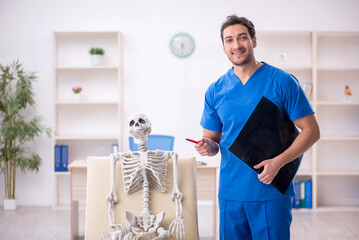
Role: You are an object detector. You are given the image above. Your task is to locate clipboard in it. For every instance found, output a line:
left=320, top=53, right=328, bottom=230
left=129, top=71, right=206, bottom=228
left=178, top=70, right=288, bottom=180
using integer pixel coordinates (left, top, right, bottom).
left=228, top=96, right=302, bottom=194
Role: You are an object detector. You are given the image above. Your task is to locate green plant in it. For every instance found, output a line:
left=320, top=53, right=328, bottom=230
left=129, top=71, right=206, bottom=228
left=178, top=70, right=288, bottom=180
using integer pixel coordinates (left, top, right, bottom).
left=89, top=47, right=105, bottom=55
left=0, top=60, right=50, bottom=199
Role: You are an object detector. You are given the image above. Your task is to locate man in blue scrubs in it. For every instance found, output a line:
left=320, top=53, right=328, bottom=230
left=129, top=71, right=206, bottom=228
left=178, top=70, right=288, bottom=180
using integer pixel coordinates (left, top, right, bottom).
left=195, top=15, right=320, bottom=240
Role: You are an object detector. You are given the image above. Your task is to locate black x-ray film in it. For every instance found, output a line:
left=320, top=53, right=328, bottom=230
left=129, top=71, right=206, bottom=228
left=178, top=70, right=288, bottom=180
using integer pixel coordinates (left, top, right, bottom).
left=229, top=96, right=302, bottom=194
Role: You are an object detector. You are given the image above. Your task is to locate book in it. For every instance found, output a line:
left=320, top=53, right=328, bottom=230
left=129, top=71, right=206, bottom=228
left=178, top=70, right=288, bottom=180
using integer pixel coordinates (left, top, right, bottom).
left=293, top=181, right=301, bottom=208
left=300, top=181, right=305, bottom=208
left=54, top=145, right=62, bottom=172
left=229, top=96, right=303, bottom=194
left=61, top=145, right=69, bottom=172
left=305, top=180, right=312, bottom=209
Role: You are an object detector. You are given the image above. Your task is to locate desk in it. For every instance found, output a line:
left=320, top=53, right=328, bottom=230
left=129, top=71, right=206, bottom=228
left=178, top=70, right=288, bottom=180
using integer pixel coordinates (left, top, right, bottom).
left=68, top=160, right=87, bottom=240
left=197, top=162, right=219, bottom=240
left=68, top=159, right=219, bottom=240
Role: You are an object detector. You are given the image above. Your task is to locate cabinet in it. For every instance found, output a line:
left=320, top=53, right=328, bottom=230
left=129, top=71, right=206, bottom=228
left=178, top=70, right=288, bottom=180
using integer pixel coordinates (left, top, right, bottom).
left=256, top=31, right=359, bottom=209
left=53, top=32, right=122, bottom=208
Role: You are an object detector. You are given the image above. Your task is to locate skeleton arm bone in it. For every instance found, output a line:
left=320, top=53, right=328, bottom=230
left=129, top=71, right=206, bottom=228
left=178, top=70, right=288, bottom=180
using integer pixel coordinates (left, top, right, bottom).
left=169, top=152, right=185, bottom=240
left=170, top=152, right=183, bottom=201
left=106, top=153, right=123, bottom=227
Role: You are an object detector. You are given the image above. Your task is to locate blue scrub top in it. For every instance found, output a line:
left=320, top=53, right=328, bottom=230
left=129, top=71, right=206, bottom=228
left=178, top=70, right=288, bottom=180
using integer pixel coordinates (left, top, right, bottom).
left=201, top=62, right=314, bottom=201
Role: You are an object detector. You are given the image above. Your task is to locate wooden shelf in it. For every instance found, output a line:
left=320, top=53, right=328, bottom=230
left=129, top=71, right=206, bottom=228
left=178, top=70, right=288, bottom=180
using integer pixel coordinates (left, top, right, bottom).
left=55, top=31, right=119, bottom=36
left=55, top=101, right=119, bottom=105
left=317, top=101, right=359, bottom=106
left=317, top=67, right=359, bottom=71
left=296, top=171, right=312, bottom=176
left=315, top=206, right=359, bottom=211
left=56, top=66, right=119, bottom=70
left=320, top=136, right=359, bottom=141
left=282, top=67, right=313, bottom=71
left=54, top=135, right=119, bottom=140
left=257, top=31, right=359, bottom=210
left=52, top=31, right=123, bottom=208
left=54, top=171, right=70, bottom=176
left=317, top=171, right=359, bottom=176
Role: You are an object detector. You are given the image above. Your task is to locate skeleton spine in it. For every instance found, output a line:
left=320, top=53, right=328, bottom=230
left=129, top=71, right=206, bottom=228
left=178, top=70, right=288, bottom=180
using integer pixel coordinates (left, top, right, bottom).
left=138, top=144, right=147, bottom=152
left=141, top=169, right=151, bottom=214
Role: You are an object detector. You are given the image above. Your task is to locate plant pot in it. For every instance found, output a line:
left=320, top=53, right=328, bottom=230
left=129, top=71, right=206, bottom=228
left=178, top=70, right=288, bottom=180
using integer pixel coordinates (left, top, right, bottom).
left=73, top=93, right=81, bottom=101
left=91, top=55, right=102, bottom=66
left=4, top=198, right=16, bottom=210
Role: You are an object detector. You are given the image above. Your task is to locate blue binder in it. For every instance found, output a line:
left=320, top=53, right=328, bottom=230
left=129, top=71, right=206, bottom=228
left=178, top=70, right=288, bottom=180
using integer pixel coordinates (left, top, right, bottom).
left=61, top=145, right=69, bottom=172
left=305, top=180, right=312, bottom=209
left=293, top=181, right=301, bottom=208
left=54, top=145, right=62, bottom=172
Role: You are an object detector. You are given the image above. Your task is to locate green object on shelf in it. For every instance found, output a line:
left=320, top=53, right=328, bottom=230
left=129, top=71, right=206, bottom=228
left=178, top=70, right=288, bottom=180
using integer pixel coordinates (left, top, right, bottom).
left=89, top=47, right=105, bottom=55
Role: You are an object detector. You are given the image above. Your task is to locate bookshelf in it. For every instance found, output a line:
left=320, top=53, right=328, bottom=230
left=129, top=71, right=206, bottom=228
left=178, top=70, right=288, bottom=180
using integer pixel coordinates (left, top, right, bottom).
left=52, top=31, right=123, bottom=208
left=256, top=31, right=359, bottom=210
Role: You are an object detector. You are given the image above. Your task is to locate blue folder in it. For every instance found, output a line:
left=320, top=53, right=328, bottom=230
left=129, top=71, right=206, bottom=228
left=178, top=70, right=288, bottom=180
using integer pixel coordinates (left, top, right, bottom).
left=293, top=181, right=301, bottom=208
left=305, top=180, right=312, bottom=208
left=54, top=145, right=62, bottom=172
left=61, top=145, right=68, bottom=172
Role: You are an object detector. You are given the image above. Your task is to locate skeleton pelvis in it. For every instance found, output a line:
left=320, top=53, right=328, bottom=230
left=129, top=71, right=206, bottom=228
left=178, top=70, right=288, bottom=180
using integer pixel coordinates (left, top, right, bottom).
left=125, top=211, right=165, bottom=232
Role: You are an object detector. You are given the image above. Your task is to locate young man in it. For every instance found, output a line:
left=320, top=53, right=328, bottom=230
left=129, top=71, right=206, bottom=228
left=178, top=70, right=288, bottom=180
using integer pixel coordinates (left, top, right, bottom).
left=195, top=15, right=320, bottom=240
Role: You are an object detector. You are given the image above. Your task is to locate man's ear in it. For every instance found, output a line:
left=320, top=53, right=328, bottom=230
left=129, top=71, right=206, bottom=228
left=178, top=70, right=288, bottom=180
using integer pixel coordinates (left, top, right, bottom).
left=253, top=37, right=257, bottom=48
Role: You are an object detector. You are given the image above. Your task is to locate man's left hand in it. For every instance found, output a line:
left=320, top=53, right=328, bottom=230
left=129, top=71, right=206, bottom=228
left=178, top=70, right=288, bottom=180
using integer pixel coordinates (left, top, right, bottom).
left=253, top=159, right=281, bottom=184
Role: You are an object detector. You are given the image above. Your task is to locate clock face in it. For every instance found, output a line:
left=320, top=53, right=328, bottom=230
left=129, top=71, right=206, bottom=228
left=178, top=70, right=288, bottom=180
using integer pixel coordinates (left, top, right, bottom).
left=170, top=33, right=195, bottom=58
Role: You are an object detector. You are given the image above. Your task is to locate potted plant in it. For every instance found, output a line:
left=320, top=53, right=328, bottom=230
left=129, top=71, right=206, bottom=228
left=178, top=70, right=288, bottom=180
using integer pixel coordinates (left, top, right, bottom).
left=89, top=47, right=105, bottom=66
left=0, top=60, right=50, bottom=210
left=72, top=86, right=82, bottom=101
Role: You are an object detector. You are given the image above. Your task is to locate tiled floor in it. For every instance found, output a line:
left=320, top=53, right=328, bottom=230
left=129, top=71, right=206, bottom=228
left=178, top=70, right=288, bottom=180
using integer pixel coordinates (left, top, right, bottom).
left=1, top=207, right=359, bottom=240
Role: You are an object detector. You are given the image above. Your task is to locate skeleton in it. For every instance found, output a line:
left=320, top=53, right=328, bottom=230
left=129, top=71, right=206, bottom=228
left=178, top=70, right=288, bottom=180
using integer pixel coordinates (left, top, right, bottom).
left=103, top=113, right=185, bottom=240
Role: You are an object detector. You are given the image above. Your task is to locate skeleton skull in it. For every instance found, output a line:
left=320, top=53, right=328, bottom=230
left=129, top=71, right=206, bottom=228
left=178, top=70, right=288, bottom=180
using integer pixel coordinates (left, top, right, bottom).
left=128, top=113, right=151, bottom=145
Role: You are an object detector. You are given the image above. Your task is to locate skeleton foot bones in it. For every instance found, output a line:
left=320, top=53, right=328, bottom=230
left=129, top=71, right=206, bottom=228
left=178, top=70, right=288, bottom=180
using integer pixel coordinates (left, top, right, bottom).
left=102, top=113, right=185, bottom=240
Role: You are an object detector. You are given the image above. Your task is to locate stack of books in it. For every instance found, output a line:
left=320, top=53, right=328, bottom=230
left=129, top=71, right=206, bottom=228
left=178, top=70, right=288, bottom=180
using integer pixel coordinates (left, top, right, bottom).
left=293, top=180, right=312, bottom=209
left=54, top=145, right=69, bottom=172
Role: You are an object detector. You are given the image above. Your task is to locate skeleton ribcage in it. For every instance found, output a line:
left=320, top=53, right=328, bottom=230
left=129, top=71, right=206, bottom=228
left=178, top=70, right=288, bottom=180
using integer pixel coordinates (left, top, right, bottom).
left=121, top=151, right=169, bottom=194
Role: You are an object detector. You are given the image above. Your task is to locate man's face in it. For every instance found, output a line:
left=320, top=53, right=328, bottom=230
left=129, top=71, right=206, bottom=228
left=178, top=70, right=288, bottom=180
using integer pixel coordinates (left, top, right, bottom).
left=222, top=24, right=257, bottom=66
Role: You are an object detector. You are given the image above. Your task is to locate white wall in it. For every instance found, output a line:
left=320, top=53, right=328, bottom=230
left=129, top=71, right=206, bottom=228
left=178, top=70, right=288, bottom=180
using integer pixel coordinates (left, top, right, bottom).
left=0, top=0, right=358, bottom=206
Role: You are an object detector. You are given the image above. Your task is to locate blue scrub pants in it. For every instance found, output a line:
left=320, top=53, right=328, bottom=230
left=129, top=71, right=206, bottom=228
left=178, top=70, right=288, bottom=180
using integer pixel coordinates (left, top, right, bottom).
left=219, top=197, right=293, bottom=240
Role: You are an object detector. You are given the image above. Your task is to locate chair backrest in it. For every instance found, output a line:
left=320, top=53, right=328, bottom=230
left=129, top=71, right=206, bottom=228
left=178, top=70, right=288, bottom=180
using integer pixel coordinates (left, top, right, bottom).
left=85, top=156, right=199, bottom=240
left=129, top=134, right=175, bottom=151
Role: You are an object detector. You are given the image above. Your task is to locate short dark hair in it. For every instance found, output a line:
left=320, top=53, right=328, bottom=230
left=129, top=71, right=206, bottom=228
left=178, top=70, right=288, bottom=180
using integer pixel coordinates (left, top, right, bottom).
left=220, top=15, right=256, bottom=42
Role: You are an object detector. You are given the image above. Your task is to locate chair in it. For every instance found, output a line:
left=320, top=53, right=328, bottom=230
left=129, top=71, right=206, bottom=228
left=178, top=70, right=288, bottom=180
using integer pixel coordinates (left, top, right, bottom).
left=129, top=135, right=174, bottom=151
left=85, top=156, right=199, bottom=240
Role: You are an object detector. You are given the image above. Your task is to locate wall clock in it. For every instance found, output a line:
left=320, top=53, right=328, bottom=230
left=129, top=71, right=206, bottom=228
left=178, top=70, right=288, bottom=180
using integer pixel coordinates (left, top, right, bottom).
left=170, top=32, right=195, bottom=58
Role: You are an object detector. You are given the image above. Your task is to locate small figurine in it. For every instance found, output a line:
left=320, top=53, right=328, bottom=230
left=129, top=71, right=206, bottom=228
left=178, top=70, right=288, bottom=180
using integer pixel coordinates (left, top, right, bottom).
left=344, top=85, right=352, bottom=102
left=279, top=51, right=287, bottom=67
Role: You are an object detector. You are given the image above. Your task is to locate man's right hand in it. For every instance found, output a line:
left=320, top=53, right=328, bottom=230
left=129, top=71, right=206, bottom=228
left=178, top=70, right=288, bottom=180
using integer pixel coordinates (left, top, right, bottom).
left=194, top=138, right=211, bottom=156
left=194, top=129, right=222, bottom=156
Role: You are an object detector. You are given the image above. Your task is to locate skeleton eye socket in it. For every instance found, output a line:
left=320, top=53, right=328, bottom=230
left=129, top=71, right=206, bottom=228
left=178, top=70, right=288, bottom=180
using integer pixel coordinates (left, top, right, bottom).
left=139, top=118, right=145, bottom=124
left=129, top=120, right=135, bottom=126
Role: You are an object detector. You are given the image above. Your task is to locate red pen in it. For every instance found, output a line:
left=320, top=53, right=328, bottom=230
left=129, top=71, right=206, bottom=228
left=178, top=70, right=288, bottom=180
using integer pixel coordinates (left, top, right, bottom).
left=185, top=138, right=200, bottom=144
